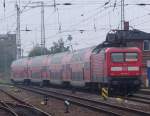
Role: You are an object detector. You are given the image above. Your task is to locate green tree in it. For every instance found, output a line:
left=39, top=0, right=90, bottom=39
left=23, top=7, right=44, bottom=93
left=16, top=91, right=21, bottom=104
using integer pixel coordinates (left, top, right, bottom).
left=28, top=39, right=69, bottom=57
left=28, top=45, right=50, bottom=57
left=50, top=38, right=70, bottom=54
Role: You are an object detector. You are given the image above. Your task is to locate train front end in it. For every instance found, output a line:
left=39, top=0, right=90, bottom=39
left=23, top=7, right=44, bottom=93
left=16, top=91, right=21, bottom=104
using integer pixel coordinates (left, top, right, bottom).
left=107, top=47, right=142, bottom=96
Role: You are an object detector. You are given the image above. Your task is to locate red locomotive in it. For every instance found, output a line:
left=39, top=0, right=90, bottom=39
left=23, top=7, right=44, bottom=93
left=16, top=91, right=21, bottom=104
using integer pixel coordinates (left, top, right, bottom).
left=11, top=46, right=142, bottom=96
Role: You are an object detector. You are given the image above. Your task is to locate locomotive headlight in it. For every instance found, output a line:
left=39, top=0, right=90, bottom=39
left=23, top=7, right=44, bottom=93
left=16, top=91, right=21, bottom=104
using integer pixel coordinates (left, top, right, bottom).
left=128, top=67, right=139, bottom=71
left=111, top=67, right=122, bottom=71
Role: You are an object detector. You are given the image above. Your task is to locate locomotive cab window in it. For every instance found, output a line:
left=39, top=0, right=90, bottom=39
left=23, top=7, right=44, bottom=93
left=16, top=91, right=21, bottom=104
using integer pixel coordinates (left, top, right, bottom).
left=111, top=53, right=124, bottom=62
left=125, top=53, right=138, bottom=61
left=111, top=52, right=138, bottom=62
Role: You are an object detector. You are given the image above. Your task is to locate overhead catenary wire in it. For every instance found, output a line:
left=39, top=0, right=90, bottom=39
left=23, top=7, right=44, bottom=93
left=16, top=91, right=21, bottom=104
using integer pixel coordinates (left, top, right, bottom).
left=64, top=0, right=126, bottom=31
left=129, top=13, right=150, bottom=23
left=44, top=0, right=137, bottom=46
left=2, top=0, right=110, bottom=34
left=1, top=1, right=149, bottom=22
left=44, top=1, right=115, bottom=40
left=66, top=0, right=112, bottom=29
left=20, top=0, right=150, bottom=55
left=1, top=0, right=150, bottom=56
left=0, top=0, right=34, bottom=33
left=22, top=0, right=111, bottom=44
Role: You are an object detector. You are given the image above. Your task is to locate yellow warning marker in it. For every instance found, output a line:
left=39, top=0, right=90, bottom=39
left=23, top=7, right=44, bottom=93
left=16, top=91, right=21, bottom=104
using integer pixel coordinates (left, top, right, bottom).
left=116, top=96, right=128, bottom=103
left=9, top=86, right=14, bottom=88
left=41, top=101, right=45, bottom=105
left=14, top=89, right=18, bottom=92
left=116, top=97, right=124, bottom=103
left=101, top=88, right=108, bottom=100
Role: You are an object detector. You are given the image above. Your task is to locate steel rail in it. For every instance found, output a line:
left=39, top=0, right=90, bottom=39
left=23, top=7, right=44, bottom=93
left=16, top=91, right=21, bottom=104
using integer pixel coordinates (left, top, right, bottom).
left=5, top=102, right=50, bottom=116
left=139, top=89, right=150, bottom=95
left=0, top=105, right=18, bottom=116
left=16, top=85, right=121, bottom=116
left=18, top=85, right=150, bottom=116
left=125, top=97, right=150, bottom=104
left=0, top=101, right=18, bottom=116
left=132, top=94, right=150, bottom=100
left=0, top=88, right=51, bottom=116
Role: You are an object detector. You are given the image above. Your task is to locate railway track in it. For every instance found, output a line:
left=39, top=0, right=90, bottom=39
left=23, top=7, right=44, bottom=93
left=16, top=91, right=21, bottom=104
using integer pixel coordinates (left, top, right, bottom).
left=126, top=93, right=150, bottom=104
left=0, top=102, right=17, bottom=116
left=16, top=85, right=150, bottom=116
left=133, top=93, right=150, bottom=100
left=0, top=88, right=51, bottom=116
left=125, top=96, right=150, bottom=104
left=138, top=89, right=150, bottom=95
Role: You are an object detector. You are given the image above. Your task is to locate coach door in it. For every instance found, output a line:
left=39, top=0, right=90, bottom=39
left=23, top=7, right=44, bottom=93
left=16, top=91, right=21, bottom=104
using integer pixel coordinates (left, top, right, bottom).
left=41, top=56, right=49, bottom=81
left=27, top=67, right=32, bottom=79
left=62, top=64, right=71, bottom=81
left=41, top=66, right=48, bottom=80
left=27, top=58, right=32, bottom=79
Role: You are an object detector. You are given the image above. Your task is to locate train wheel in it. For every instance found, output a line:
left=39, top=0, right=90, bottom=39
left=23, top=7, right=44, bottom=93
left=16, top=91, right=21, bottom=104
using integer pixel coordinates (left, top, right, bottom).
left=90, top=83, right=97, bottom=93
left=11, top=79, right=17, bottom=84
left=108, top=88, right=113, bottom=97
left=71, top=86, right=76, bottom=94
left=98, top=84, right=102, bottom=94
left=23, top=80, right=27, bottom=86
left=45, top=80, right=50, bottom=86
left=24, top=80, right=30, bottom=86
left=40, top=81, right=44, bottom=87
left=27, top=80, right=31, bottom=86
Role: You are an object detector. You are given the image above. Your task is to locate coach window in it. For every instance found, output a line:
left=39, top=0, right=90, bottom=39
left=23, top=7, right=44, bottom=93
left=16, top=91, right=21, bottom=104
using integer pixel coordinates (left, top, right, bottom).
left=143, top=40, right=150, bottom=51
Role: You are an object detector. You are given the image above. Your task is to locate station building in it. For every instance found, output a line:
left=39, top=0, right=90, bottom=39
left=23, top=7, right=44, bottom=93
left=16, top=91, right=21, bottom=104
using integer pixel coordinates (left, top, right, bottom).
left=125, top=31, right=150, bottom=87
left=0, top=34, right=17, bottom=72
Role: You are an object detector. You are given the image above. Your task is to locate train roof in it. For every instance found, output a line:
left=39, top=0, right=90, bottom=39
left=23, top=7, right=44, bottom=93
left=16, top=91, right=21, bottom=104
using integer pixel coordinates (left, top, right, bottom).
left=11, top=57, right=28, bottom=68
left=48, top=46, right=95, bottom=64
left=11, top=46, right=95, bottom=67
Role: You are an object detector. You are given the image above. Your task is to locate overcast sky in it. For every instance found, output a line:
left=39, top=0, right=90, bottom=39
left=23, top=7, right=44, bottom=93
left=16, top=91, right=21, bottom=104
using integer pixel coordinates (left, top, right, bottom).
left=0, top=0, right=150, bottom=56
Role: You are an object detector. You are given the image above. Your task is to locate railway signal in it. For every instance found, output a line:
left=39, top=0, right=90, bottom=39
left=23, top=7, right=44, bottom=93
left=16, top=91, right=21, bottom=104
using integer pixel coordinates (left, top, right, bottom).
left=64, top=99, right=70, bottom=113
left=41, top=95, right=49, bottom=105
